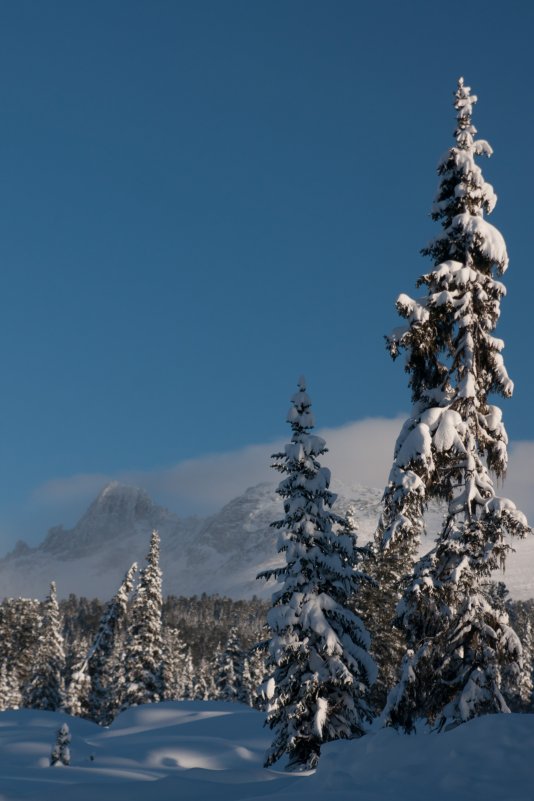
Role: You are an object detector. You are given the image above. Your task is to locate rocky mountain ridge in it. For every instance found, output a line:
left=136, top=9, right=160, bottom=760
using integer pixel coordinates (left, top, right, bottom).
left=0, top=480, right=532, bottom=601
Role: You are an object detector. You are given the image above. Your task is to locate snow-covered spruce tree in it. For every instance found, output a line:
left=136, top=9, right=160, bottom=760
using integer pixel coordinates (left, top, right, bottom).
left=162, top=627, right=188, bottom=701
left=177, top=648, right=198, bottom=699
left=195, top=654, right=216, bottom=700
left=89, top=562, right=137, bottom=723
left=241, top=657, right=254, bottom=706
left=50, top=723, right=71, bottom=767
left=0, top=661, right=21, bottom=711
left=0, top=598, right=41, bottom=699
left=24, top=582, right=66, bottom=711
left=241, top=647, right=267, bottom=708
left=365, top=278, right=445, bottom=711
left=382, top=78, right=530, bottom=731
left=215, top=627, right=243, bottom=702
left=361, top=436, right=429, bottom=714
left=340, top=506, right=402, bottom=714
left=121, top=532, right=164, bottom=710
left=488, top=584, right=534, bottom=713
left=66, top=563, right=137, bottom=723
left=505, top=597, right=534, bottom=712
left=64, top=636, right=92, bottom=718
left=357, top=546, right=407, bottom=714
left=258, top=378, right=376, bottom=771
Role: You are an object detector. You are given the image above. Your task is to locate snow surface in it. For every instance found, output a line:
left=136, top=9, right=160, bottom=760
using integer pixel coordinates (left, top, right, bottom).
left=0, top=701, right=533, bottom=800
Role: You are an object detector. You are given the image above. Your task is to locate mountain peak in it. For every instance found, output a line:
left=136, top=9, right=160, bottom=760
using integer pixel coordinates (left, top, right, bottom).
left=38, top=481, right=166, bottom=561
left=0, top=481, right=531, bottom=601
left=87, top=481, right=153, bottom=520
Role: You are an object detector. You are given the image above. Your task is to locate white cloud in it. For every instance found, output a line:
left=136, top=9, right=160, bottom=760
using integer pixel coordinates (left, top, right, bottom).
left=27, top=417, right=534, bottom=533
left=501, top=441, right=534, bottom=522
left=33, top=472, right=114, bottom=505
left=318, top=417, right=405, bottom=489
left=31, top=416, right=406, bottom=521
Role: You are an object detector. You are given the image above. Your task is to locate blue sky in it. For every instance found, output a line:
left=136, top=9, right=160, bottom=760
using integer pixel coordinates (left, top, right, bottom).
left=0, top=0, right=534, bottom=548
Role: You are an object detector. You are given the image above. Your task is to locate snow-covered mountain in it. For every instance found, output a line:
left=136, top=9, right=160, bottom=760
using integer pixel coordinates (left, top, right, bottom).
left=0, top=480, right=532, bottom=601
left=0, top=480, right=379, bottom=600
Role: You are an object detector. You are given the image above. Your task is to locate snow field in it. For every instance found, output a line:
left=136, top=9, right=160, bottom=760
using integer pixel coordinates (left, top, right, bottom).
left=0, top=701, right=534, bottom=801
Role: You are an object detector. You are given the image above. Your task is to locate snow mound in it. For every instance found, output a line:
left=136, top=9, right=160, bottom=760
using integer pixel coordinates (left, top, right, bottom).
left=0, top=702, right=533, bottom=800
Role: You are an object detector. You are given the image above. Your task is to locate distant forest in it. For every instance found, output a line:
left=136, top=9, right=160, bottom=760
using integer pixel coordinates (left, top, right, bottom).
left=61, top=592, right=269, bottom=662
left=0, top=585, right=533, bottom=723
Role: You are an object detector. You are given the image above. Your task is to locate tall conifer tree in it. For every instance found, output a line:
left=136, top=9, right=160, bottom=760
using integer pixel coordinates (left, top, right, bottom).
left=0, top=662, right=21, bottom=711
left=121, top=532, right=164, bottom=709
left=65, top=563, right=137, bottom=723
left=380, top=79, right=530, bottom=731
left=25, top=582, right=66, bottom=711
left=0, top=599, right=40, bottom=700
left=259, top=378, right=375, bottom=770
left=215, top=627, right=243, bottom=701
left=162, top=627, right=188, bottom=701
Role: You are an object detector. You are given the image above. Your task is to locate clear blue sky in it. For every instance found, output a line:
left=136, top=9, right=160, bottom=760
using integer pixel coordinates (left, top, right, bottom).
left=0, top=0, right=533, bottom=546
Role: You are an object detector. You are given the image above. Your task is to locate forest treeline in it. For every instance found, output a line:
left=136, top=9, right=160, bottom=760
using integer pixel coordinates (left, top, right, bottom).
left=0, top=580, right=532, bottom=722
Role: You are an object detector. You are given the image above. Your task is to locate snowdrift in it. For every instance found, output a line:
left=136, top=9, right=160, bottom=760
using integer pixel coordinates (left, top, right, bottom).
left=0, top=701, right=533, bottom=800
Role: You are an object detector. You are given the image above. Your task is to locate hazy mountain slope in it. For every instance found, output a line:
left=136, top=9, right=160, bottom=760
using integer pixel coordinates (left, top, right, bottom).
left=0, top=481, right=380, bottom=600
left=0, top=481, right=531, bottom=601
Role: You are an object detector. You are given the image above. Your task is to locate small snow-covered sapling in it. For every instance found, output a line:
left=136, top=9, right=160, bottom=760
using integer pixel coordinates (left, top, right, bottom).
left=50, top=723, right=71, bottom=766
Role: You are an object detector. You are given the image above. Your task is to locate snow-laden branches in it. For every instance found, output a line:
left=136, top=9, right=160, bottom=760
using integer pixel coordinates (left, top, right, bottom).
left=378, top=78, right=530, bottom=732
left=258, top=378, right=375, bottom=770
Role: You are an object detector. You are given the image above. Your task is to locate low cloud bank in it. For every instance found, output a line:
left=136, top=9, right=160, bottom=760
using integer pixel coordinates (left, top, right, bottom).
left=13, top=418, right=534, bottom=550
left=32, top=416, right=406, bottom=518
